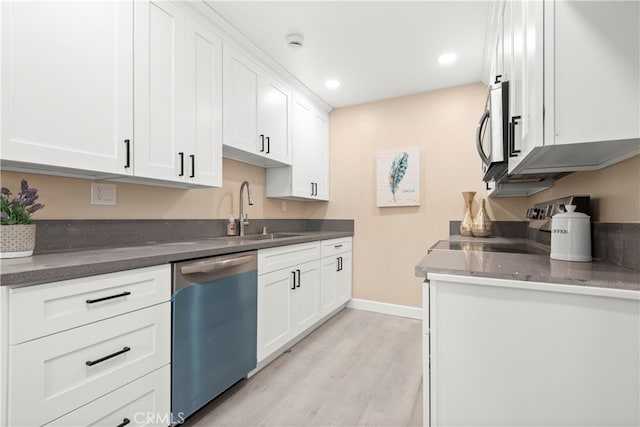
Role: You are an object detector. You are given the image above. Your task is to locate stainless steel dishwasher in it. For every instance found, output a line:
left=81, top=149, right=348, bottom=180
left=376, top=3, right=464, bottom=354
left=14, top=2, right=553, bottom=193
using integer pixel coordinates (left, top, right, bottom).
left=171, top=252, right=257, bottom=422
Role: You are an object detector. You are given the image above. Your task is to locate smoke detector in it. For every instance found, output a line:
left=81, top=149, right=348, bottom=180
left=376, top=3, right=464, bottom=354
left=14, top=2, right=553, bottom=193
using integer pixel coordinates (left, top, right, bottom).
left=287, top=34, right=304, bottom=49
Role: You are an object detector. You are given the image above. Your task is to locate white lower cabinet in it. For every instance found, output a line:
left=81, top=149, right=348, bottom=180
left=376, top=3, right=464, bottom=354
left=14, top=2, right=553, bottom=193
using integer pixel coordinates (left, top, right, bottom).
left=3, top=265, right=172, bottom=427
left=257, top=237, right=353, bottom=363
left=424, top=273, right=640, bottom=427
left=320, top=238, right=353, bottom=317
left=257, top=243, right=320, bottom=362
left=45, top=365, right=171, bottom=427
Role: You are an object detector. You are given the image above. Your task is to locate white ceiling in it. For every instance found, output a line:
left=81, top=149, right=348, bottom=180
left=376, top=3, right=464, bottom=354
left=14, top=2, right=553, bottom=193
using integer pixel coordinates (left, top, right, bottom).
left=206, top=1, right=491, bottom=108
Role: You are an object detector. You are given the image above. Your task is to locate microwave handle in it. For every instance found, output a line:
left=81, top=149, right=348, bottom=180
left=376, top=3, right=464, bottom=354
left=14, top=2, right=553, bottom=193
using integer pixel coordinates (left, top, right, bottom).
left=475, top=109, right=491, bottom=166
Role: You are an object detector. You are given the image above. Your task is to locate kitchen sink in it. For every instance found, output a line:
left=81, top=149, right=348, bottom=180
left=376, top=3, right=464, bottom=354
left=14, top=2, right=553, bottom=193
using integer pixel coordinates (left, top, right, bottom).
left=240, top=233, right=302, bottom=241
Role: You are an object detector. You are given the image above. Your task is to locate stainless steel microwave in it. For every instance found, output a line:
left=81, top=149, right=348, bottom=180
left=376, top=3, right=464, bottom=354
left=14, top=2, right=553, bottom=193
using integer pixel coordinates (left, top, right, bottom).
left=476, top=80, right=509, bottom=182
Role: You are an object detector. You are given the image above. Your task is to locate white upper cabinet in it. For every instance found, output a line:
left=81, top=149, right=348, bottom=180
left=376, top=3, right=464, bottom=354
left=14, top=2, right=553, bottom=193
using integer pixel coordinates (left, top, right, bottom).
left=266, top=93, right=330, bottom=201
left=132, top=1, right=222, bottom=187
left=1, top=1, right=133, bottom=177
left=223, top=44, right=292, bottom=167
left=504, top=0, right=640, bottom=175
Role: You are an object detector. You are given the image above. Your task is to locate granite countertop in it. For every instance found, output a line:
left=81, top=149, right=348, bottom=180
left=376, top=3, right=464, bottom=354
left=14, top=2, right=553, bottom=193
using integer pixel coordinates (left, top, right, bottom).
left=0, top=231, right=353, bottom=288
left=415, top=236, right=640, bottom=292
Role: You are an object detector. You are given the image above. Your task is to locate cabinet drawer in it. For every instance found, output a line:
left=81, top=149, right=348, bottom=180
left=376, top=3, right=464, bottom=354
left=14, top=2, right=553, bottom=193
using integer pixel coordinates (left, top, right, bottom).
left=9, top=264, right=171, bottom=344
left=9, top=303, right=171, bottom=427
left=320, top=237, right=352, bottom=258
left=258, top=241, right=320, bottom=274
left=45, top=365, right=171, bottom=427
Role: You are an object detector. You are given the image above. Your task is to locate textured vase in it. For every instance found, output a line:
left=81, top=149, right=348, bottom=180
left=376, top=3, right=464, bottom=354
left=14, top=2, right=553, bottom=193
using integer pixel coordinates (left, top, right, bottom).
left=472, top=199, right=494, bottom=237
left=460, top=191, right=476, bottom=237
left=0, top=224, right=36, bottom=258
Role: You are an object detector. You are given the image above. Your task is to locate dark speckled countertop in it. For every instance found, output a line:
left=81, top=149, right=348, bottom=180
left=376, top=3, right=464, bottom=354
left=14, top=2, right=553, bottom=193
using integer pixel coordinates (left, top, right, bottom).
left=415, top=236, right=640, bottom=292
left=1, top=231, right=352, bottom=288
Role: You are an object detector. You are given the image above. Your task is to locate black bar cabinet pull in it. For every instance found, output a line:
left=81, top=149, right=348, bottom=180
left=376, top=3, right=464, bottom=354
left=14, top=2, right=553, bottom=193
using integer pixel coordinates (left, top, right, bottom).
left=296, top=269, right=301, bottom=287
left=508, top=115, right=522, bottom=157
left=291, top=271, right=296, bottom=290
left=266, top=136, right=270, bottom=154
left=124, top=139, right=131, bottom=169
left=86, top=346, right=131, bottom=366
left=339, top=256, right=343, bottom=271
left=334, top=244, right=343, bottom=249
left=260, top=134, right=265, bottom=152
left=116, top=418, right=131, bottom=427
left=189, top=154, right=195, bottom=178
left=86, top=291, right=131, bottom=304
left=178, top=152, right=184, bottom=176
left=336, top=257, right=340, bottom=272
left=311, top=182, right=314, bottom=196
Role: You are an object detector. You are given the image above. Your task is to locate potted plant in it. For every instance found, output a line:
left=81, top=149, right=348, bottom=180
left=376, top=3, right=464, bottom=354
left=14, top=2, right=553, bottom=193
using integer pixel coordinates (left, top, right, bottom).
left=1, top=179, right=44, bottom=258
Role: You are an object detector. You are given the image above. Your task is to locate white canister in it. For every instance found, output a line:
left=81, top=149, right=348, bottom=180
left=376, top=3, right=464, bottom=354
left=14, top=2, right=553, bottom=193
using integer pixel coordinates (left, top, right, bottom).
left=550, top=205, right=592, bottom=262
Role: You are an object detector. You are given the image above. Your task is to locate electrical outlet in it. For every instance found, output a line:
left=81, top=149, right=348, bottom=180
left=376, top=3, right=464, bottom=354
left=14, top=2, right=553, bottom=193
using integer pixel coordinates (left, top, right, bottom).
left=91, top=183, right=116, bottom=205
left=282, top=201, right=287, bottom=212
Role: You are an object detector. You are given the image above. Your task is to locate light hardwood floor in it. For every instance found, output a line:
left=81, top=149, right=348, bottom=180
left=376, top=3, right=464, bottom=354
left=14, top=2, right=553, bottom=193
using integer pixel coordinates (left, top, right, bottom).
left=184, top=308, right=423, bottom=427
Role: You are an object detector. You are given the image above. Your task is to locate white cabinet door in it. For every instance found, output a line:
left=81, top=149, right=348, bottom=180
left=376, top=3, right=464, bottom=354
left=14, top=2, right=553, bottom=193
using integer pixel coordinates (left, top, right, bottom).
left=133, top=0, right=185, bottom=182
left=291, top=260, right=321, bottom=336
left=222, top=46, right=259, bottom=155
left=508, top=0, right=544, bottom=174
left=1, top=1, right=133, bottom=176
left=336, top=252, right=352, bottom=306
left=223, top=44, right=292, bottom=167
left=257, top=268, right=294, bottom=362
left=183, top=15, right=222, bottom=187
left=320, top=256, right=339, bottom=317
left=309, top=107, right=330, bottom=200
left=258, top=77, right=292, bottom=164
left=266, top=93, right=329, bottom=200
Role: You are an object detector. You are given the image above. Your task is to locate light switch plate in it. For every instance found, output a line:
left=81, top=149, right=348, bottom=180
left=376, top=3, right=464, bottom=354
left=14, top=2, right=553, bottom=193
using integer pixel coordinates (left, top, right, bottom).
left=91, top=183, right=116, bottom=205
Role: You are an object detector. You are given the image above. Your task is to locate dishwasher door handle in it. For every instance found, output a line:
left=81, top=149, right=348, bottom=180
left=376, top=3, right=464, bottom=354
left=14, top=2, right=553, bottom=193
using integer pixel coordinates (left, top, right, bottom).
left=180, top=255, right=256, bottom=275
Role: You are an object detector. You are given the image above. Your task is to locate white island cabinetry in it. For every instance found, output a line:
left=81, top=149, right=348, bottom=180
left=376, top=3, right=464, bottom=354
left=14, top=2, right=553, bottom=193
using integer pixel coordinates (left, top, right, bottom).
left=423, top=273, right=640, bottom=426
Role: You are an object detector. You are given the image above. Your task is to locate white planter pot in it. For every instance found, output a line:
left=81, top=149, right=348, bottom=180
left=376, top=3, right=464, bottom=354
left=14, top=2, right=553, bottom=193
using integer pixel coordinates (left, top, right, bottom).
left=0, top=224, right=36, bottom=258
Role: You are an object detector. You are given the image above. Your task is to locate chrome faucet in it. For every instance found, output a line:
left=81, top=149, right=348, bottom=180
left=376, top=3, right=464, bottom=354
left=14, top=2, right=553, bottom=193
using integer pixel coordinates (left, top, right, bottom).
left=239, top=181, right=254, bottom=236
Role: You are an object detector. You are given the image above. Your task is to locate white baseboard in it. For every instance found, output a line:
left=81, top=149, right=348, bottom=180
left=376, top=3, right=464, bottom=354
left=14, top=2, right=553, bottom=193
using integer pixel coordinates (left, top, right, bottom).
left=347, top=298, right=423, bottom=320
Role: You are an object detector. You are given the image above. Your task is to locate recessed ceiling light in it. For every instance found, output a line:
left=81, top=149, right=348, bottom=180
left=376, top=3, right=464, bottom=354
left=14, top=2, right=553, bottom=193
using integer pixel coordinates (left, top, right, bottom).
left=325, top=80, right=340, bottom=89
left=437, top=52, right=457, bottom=65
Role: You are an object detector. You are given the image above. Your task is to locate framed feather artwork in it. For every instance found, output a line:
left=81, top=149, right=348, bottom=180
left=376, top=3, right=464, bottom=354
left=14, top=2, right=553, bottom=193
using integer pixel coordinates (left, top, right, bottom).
left=376, top=149, right=420, bottom=207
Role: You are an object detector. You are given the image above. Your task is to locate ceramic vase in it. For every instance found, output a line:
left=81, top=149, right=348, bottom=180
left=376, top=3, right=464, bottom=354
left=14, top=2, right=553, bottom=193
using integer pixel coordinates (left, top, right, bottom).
left=0, top=224, right=36, bottom=258
left=472, top=198, right=493, bottom=237
left=460, top=191, right=475, bottom=237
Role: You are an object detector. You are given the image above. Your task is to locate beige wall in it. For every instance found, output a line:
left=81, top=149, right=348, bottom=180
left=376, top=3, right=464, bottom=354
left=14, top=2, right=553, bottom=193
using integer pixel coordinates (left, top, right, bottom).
left=530, top=155, right=640, bottom=222
left=307, top=83, right=529, bottom=308
left=0, top=158, right=309, bottom=220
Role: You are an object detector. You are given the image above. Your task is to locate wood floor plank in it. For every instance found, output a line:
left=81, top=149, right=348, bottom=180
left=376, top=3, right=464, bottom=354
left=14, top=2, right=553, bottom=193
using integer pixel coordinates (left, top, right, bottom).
left=183, top=308, right=423, bottom=427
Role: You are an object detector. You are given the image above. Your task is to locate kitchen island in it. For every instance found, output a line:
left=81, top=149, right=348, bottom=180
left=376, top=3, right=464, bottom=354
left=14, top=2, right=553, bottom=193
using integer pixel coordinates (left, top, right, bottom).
left=416, top=237, right=640, bottom=427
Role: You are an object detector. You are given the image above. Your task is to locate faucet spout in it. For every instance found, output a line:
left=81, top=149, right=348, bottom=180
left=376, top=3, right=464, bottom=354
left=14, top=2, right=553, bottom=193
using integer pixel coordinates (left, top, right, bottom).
left=239, top=181, right=253, bottom=236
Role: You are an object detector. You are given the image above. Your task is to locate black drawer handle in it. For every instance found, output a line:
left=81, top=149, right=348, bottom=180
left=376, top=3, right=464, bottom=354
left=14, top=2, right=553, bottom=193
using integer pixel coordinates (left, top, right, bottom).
left=178, top=152, right=185, bottom=176
left=334, top=244, right=343, bottom=248
left=189, top=154, right=195, bottom=178
left=116, top=418, right=131, bottom=427
left=86, top=291, right=131, bottom=304
left=266, top=136, right=270, bottom=154
left=260, top=134, right=265, bottom=152
left=296, top=269, right=301, bottom=287
left=291, top=271, right=296, bottom=290
left=86, top=346, right=131, bottom=366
